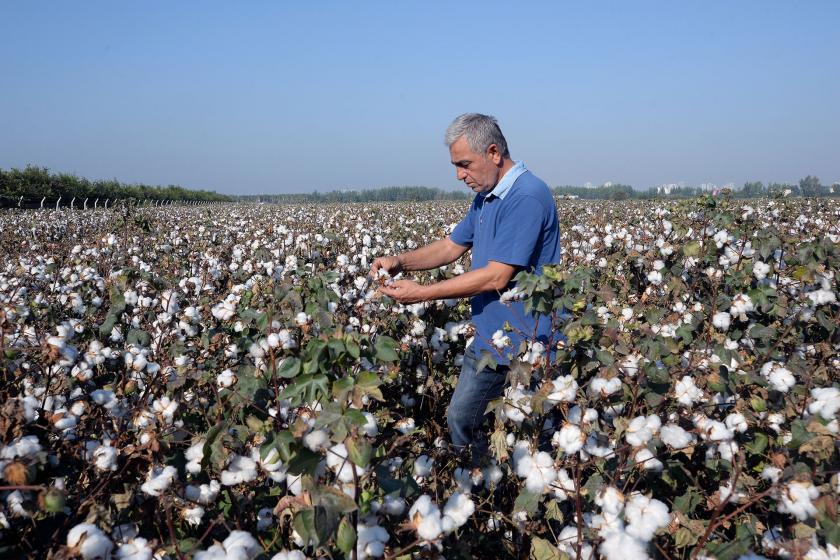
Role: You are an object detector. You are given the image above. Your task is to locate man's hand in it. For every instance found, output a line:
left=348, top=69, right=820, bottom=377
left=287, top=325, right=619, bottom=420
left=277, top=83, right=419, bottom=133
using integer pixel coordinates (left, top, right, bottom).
left=369, top=255, right=403, bottom=279
left=379, top=279, right=428, bottom=303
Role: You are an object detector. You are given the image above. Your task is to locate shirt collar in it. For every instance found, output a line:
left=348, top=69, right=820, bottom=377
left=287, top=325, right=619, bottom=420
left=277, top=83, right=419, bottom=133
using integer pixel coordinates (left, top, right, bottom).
left=487, top=160, right=527, bottom=200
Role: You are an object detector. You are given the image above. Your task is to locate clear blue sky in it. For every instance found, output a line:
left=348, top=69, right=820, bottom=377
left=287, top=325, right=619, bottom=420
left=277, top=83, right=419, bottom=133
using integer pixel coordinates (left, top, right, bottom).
left=1, top=1, right=838, bottom=194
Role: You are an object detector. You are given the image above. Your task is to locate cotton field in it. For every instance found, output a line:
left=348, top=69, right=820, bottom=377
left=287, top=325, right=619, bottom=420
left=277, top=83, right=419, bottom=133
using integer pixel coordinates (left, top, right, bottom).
left=0, top=197, right=838, bottom=559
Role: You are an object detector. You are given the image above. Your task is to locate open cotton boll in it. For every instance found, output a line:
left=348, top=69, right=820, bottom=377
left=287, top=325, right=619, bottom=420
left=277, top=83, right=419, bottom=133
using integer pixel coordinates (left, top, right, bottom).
left=808, top=387, right=840, bottom=420
left=659, top=424, right=695, bottom=449
left=441, top=492, right=475, bottom=531
left=67, top=523, right=114, bottom=560
left=712, top=311, right=731, bottom=331
left=185, top=480, right=221, bottom=505
left=185, top=440, right=205, bottom=474
left=634, top=448, right=663, bottom=471
left=92, top=443, right=119, bottom=471
left=777, top=481, right=819, bottom=521
left=194, top=530, right=262, bottom=560
left=115, top=537, right=154, bottom=560
left=599, top=529, right=650, bottom=560
left=595, top=486, right=625, bottom=516
left=553, top=424, right=585, bottom=455
left=221, top=454, right=258, bottom=486
left=303, top=429, right=330, bottom=452
left=271, top=551, right=307, bottom=560
left=356, top=522, right=389, bottom=558
left=413, top=455, right=434, bottom=477
left=216, top=369, right=237, bottom=389
left=673, top=375, right=703, bottom=407
left=515, top=451, right=558, bottom=494
left=326, top=443, right=365, bottom=483
left=624, top=494, right=670, bottom=541
left=625, top=415, right=661, bottom=447
left=546, top=375, right=578, bottom=405
left=590, top=376, right=622, bottom=397
left=760, top=362, right=796, bottom=393
left=140, top=465, right=177, bottom=497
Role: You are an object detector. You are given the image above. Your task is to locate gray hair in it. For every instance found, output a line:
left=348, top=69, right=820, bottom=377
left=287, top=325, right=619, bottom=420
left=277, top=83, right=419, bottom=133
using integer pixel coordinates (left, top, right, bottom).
left=444, top=113, right=510, bottom=158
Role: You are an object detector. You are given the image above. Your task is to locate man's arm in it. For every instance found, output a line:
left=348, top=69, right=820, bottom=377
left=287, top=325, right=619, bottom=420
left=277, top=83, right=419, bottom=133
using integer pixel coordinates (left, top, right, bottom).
left=379, top=260, right=516, bottom=303
left=370, top=237, right=468, bottom=277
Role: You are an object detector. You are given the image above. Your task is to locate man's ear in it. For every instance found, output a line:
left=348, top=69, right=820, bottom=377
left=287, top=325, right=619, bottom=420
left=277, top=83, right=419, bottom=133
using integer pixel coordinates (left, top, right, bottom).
left=486, top=144, right=502, bottom=165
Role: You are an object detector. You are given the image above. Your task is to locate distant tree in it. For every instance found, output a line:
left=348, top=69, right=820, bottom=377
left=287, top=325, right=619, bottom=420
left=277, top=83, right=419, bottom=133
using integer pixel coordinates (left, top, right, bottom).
left=741, top=181, right=766, bottom=197
left=799, top=175, right=825, bottom=197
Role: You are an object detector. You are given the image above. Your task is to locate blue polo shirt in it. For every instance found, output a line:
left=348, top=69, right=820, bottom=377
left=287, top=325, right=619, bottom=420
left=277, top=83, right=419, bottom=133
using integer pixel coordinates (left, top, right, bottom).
left=450, top=162, right=561, bottom=364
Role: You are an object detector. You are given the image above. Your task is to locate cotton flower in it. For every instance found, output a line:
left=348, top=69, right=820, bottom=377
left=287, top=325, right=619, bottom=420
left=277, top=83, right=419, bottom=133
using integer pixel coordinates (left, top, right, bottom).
left=140, top=465, right=177, bottom=497
left=67, top=523, right=114, bottom=559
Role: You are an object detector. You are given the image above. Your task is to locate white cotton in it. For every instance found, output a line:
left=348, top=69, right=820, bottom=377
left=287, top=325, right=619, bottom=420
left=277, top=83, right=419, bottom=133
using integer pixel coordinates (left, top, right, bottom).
left=553, top=423, right=585, bottom=455
left=546, top=375, right=578, bottom=404
left=674, top=375, right=703, bottom=407
left=221, top=454, right=258, bottom=486
left=356, top=522, right=389, bottom=558
left=807, top=289, right=836, bottom=306
left=625, top=415, right=661, bottom=447
left=67, top=523, right=114, bottom=560
left=634, top=448, right=663, bottom=471
left=152, top=396, right=178, bottom=423
left=730, top=293, right=754, bottom=317
left=395, top=417, right=416, bottom=434
left=753, top=261, right=770, bottom=280
left=647, top=270, right=662, bottom=285
left=92, top=444, right=119, bottom=471
left=725, top=412, right=748, bottom=433
left=712, top=311, right=731, bottom=331
left=777, top=481, right=819, bottom=521
left=808, top=387, right=840, bottom=420
left=659, top=424, right=695, bottom=449
left=185, top=440, right=205, bottom=474
left=382, top=494, right=406, bottom=516
left=761, top=362, right=796, bottom=393
left=599, top=529, right=650, bottom=560
left=271, top=551, right=306, bottom=560
left=624, top=494, right=670, bottom=541
left=255, top=447, right=287, bottom=482
left=595, top=486, right=626, bottom=516
left=414, top=455, right=434, bottom=477
left=590, top=376, right=622, bottom=397
left=303, top=429, right=330, bottom=451
left=185, top=480, right=221, bottom=505
left=217, top=368, right=237, bottom=388
left=491, top=329, right=510, bottom=348
left=760, top=466, right=782, bottom=484
left=140, top=465, right=177, bottom=497
left=326, top=443, right=365, bottom=483
left=515, top=451, right=558, bottom=494
left=115, top=537, right=154, bottom=560
left=442, top=492, right=475, bottom=530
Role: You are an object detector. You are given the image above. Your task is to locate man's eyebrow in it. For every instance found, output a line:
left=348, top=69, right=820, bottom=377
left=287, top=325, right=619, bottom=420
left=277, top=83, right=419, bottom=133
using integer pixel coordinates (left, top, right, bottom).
left=451, top=159, right=470, bottom=166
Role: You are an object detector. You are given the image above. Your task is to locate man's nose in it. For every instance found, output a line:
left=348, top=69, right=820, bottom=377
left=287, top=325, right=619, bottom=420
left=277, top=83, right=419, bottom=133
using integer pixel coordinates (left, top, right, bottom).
left=456, top=168, right=467, bottom=181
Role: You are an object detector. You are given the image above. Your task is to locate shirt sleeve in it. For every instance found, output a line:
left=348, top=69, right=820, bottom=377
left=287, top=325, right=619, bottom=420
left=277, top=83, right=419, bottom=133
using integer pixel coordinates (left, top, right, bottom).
left=449, top=199, right=478, bottom=247
left=488, top=195, right=546, bottom=267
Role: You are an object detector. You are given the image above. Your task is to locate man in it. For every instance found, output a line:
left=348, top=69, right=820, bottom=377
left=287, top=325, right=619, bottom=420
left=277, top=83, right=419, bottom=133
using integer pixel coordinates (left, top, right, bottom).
left=370, top=113, right=560, bottom=460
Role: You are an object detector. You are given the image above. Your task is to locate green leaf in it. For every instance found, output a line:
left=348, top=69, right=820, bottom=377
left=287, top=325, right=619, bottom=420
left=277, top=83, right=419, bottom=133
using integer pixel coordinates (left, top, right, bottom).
left=745, top=432, right=768, bottom=456
left=275, top=357, right=301, bottom=379
left=346, top=438, right=372, bottom=468
left=336, top=517, right=357, bottom=556
left=514, top=489, right=540, bottom=516
left=530, top=537, right=565, bottom=560
left=374, top=335, right=400, bottom=362
left=126, top=328, right=151, bottom=347
left=286, top=448, right=322, bottom=476
left=674, top=527, right=699, bottom=548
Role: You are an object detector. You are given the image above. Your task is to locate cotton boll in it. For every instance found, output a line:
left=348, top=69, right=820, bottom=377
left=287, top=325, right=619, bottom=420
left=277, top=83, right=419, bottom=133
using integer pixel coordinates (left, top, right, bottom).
left=92, top=444, right=119, bottom=472
left=624, top=494, right=670, bottom=541
left=634, top=448, right=664, bottom=471
left=216, top=368, right=237, bottom=388
left=599, top=530, right=650, bottom=560
left=674, top=375, right=704, bottom=407
left=115, top=537, right=154, bottom=560
left=326, top=443, right=364, bottom=483
left=760, top=362, right=796, bottom=393
left=659, top=424, right=695, bottom=449
left=546, top=375, right=578, bottom=405
left=303, top=429, right=330, bottom=452
left=590, top=377, right=622, bottom=397
left=185, top=440, right=205, bottom=474
left=185, top=480, right=221, bottom=505
left=271, top=551, right=306, bottom=560
left=777, top=481, right=819, bottom=521
left=140, top=465, right=177, bottom=497
left=808, top=387, right=840, bottom=420
left=442, top=492, right=475, bottom=529
left=595, top=486, right=626, bottom=516
left=382, top=494, right=406, bottom=516
left=67, top=523, right=114, bottom=559
left=413, top=455, right=434, bottom=477
left=356, top=522, right=389, bottom=558
left=553, top=424, right=585, bottom=455
left=713, top=311, right=731, bottom=331
left=725, top=412, right=748, bottom=433
left=221, top=454, right=258, bottom=486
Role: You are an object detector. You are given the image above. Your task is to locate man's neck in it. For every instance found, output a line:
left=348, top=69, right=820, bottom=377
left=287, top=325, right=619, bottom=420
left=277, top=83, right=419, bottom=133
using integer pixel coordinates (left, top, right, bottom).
left=497, top=158, right=515, bottom=182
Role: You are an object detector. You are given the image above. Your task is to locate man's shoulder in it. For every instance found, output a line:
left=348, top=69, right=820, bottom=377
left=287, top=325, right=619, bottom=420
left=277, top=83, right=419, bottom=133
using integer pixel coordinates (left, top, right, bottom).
left=509, top=171, right=555, bottom=206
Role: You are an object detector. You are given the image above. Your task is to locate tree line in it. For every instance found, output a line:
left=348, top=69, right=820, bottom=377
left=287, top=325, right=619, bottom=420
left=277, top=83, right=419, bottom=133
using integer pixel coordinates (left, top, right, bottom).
left=0, top=165, right=232, bottom=207
left=553, top=176, right=838, bottom=200
left=236, top=186, right=471, bottom=203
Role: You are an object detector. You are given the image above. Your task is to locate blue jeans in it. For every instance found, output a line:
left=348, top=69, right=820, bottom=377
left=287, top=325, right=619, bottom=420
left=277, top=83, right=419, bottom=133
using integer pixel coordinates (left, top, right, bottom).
left=447, top=346, right=509, bottom=461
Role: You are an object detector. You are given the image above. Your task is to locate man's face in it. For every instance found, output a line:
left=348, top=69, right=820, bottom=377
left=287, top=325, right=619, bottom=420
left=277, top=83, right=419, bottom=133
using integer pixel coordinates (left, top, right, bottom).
left=449, top=136, right=503, bottom=194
